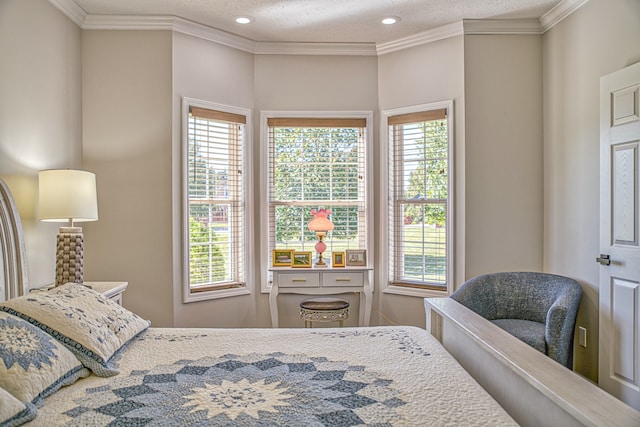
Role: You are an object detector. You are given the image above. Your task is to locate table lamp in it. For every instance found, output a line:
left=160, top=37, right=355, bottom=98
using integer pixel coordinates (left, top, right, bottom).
left=38, top=169, right=98, bottom=286
left=308, top=208, right=334, bottom=267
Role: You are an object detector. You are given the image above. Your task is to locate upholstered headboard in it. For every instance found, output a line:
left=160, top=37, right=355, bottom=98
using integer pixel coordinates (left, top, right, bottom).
left=0, top=177, right=28, bottom=301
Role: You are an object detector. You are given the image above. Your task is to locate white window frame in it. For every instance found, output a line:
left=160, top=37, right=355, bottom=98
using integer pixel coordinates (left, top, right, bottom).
left=260, top=110, right=374, bottom=293
left=181, top=97, right=253, bottom=302
left=380, top=100, right=454, bottom=298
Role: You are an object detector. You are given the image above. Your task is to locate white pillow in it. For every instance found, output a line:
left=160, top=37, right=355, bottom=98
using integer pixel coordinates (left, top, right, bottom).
left=0, top=386, right=37, bottom=426
left=0, top=312, right=89, bottom=406
left=1, top=283, right=150, bottom=377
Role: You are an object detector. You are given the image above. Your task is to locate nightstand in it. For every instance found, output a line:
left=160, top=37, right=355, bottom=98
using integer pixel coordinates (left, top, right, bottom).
left=85, top=281, right=128, bottom=305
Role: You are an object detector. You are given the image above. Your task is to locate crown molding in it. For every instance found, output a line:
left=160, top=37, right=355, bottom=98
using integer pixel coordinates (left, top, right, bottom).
left=82, top=15, right=174, bottom=30
left=49, top=0, right=590, bottom=56
left=540, top=0, right=590, bottom=33
left=462, top=19, right=542, bottom=35
left=376, top=21, right=464, bottom=55
left=255, top=42, right=376, bottom=56
left=172, top=17, right=256, bottom=53
left=48, top=0, right=86, bottom=27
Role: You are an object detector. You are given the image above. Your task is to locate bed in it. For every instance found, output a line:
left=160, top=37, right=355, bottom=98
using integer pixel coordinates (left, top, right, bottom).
left=0, top=175, right=638, bottom=427
left=0, top=176, right=516, bottom=426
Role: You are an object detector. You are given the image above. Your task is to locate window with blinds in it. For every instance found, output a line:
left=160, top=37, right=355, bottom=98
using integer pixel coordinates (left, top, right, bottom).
left=267, top=117, right=368, bottom=263
left=186, top=105, right=246, bottom=294
left=388, top=107, right=450, bottom=290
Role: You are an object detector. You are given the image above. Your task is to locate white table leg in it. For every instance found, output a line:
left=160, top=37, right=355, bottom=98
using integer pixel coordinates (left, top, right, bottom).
left=269, top=285, right=279, bottom=328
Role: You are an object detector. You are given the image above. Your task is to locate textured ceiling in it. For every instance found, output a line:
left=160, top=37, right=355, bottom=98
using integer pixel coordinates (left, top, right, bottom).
left=70, top=0, right=562, bottom=44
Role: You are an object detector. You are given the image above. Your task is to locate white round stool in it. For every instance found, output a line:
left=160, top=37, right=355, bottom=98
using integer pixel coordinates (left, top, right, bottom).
left=299, top=297, right=349, bottom=328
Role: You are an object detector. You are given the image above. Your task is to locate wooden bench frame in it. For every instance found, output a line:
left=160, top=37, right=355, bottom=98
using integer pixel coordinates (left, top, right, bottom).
left=425, top=297, right=640, bottom=427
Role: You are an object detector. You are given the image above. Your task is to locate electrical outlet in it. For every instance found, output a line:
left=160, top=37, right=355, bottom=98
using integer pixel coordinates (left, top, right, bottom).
left=578, top=326, right=587, bottom=348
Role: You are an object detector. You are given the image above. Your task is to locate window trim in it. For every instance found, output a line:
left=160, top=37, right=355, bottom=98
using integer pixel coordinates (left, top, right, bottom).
left=181, top=97, right=253, bottom=303
left=380, top=100, right=454, bottom=298
left=260, top=110, right=374, bottom=293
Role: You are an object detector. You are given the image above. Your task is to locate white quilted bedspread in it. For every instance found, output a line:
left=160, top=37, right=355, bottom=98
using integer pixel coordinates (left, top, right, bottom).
left=27, top=326, right=517, bottom=426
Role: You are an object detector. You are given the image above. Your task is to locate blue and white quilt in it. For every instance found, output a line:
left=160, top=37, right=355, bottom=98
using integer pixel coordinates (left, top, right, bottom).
left=26, top=326, right=517, bottom=426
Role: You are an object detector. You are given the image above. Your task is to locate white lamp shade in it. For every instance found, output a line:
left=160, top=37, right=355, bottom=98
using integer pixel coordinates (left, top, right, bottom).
left=38, top=169, right=98, bottom=223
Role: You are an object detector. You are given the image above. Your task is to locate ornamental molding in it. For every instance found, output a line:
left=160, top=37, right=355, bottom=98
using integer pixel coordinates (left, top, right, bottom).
left=48, top=0, right=589, bottom=56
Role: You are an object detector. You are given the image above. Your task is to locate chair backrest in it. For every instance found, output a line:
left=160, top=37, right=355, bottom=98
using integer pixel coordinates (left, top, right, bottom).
left=451, top=272, right=581, bottom=323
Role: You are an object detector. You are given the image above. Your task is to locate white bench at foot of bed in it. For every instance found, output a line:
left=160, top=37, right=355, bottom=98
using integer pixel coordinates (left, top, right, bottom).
left=425, top=297, right=640, bottom=427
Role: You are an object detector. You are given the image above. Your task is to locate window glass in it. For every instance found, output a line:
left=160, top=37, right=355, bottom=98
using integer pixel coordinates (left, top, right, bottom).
left=186, top=104, right=247, bottom=296
left=267, top=118, right=368, bottom=263
left=388, top=106, right=451, bottom=290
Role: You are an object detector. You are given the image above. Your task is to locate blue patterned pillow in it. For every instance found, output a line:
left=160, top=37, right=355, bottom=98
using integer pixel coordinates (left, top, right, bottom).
left=0, top=283, right=150, bottom=377
left=0, top=312, right=89, bottom=407
left=0, top=387, right=37, bottom=427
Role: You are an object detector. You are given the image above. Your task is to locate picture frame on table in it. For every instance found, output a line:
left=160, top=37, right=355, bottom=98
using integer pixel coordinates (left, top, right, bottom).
left=332, top=251, right=345, bottom=267
left=272, top=249, right=293, bottom=267
left=345, top=249, right=366, bottom=266
left=292, top=251, right=312, bottom=268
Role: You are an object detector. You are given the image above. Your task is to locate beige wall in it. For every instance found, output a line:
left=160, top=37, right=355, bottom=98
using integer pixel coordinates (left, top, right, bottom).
left=171, top=32, right=257, bottom=327
left=0, top=0, right=82, bottom=288
left=81, top=30, right=174, bottom=326
left=377, top=36, right=466, bottom=327
left=543, top=0, right=640, bottom=381
left=254, top=54, right=379, bottom=327
left=464, top=34, right=544, bottom=277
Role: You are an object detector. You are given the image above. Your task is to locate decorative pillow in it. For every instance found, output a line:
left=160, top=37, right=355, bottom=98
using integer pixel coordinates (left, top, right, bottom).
left=0, top=387, right=37, bottom=427
left=0, top=312, right=89, bottom=406
left=0, top=283, right=150, bottom=377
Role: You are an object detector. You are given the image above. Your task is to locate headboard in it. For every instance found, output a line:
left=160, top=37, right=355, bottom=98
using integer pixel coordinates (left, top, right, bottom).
left=0, top=177, right=28, bottom=301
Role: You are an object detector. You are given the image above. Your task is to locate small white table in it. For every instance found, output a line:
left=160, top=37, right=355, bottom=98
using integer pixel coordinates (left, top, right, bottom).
left=269, top=267, right=372, bottom=328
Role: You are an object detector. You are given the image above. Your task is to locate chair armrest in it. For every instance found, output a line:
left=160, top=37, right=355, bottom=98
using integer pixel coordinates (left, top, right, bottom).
left=546, top=296, right=579, bottom=367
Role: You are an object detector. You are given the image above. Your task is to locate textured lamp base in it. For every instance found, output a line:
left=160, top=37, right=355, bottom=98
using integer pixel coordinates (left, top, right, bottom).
left=55, top=226, right=84, bottom=287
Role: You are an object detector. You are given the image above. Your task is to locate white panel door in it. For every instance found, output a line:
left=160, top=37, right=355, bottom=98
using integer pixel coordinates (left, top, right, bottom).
left=599, top=61, right=640, bottom=410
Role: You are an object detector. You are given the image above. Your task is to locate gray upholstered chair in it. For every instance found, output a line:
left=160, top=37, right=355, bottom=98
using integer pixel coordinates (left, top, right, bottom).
left=450, top=272, right=582, bottom=368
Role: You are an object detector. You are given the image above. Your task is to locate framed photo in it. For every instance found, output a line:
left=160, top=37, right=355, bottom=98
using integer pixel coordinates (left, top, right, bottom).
left=272, top=249, right=293, bottom=267
left=345, top=249, right=367, bottom=266
left=332, top=251, right=345, bottom=267
left=292, top=251, right=312, bottom=268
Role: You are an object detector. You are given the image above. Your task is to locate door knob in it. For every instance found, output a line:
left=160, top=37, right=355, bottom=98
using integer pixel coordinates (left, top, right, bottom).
left=596, top=254, right=611, bottom=266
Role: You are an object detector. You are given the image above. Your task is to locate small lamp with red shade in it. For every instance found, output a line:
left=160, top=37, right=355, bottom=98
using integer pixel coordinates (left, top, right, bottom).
left=308, top=208, right=334, bottom=267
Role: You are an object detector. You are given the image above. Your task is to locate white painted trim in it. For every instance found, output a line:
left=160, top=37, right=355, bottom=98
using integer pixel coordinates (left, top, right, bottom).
left=48, top=0, right=86, bottom=27
left=254, top=42, right=377, bottom=56
left=82, top=15, right=174, bottom=30
left=48, top=0, right=590, bottom=56
left=172, top=17, right=256, bottom=54
left=180, top=97, right=254, bottom=303
left=380, top=100, right=455, bottom=298
left=376, top=21, right=464, bottom=56
left=540, top=0, right=590, bottom=33
left=259, top=111, right=375, bottom=293
left=462, top=19, right=542, bottom=35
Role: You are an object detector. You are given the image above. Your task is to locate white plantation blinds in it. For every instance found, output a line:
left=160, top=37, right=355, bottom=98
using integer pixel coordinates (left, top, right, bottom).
left=187, top=106, right=245, bottom=292
left=388, top=108, right=449, bottom=289
left=267, top=117, right=368, bottom=260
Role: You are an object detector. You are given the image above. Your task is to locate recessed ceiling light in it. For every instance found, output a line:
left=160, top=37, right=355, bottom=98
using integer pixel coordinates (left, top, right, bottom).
left=381, top=16, right=400, bottom=25
left=235, top=16, right=253, bottom=24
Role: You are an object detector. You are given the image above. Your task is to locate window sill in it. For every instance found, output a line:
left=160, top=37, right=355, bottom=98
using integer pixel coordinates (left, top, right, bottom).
left=183, top=286, right=251, bottom=303
left=383, top=284, right=449, bottom=298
